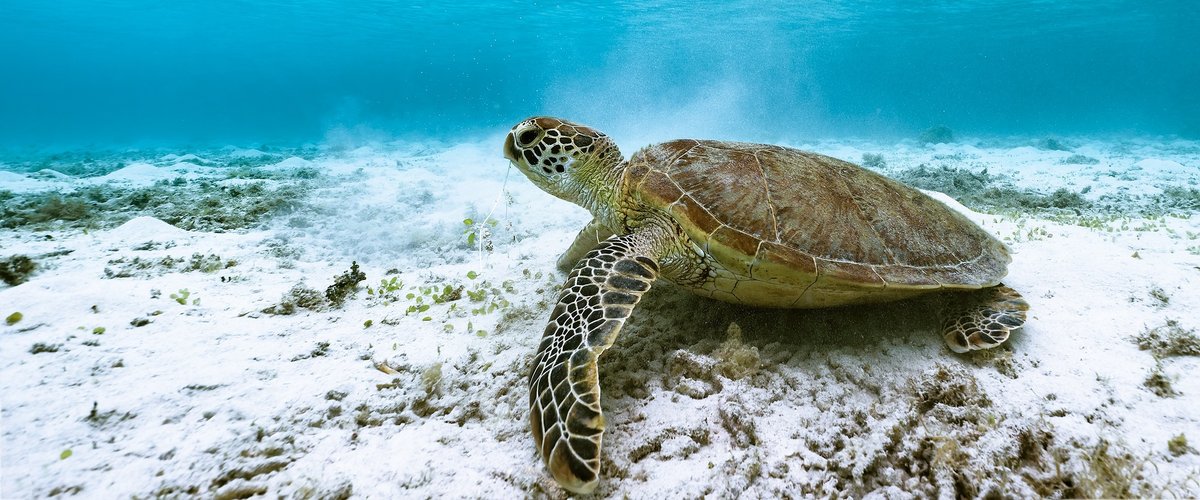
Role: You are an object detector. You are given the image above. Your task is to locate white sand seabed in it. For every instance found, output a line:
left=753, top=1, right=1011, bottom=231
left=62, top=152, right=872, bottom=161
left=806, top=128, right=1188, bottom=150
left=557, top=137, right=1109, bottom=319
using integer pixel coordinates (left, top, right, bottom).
left=1, top=137, right=1199, bottom=498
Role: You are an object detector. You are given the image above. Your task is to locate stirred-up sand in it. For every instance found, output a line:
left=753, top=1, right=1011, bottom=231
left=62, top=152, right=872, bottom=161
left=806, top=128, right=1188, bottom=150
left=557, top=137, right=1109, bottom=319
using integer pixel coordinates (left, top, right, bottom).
left=1, top=136, right=1198, bottom=498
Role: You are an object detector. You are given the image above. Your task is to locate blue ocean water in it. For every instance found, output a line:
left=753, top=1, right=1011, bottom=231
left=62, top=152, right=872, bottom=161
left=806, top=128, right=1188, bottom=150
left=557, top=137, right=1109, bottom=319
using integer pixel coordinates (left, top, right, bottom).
left=0, top=1, right=1196, bottom=148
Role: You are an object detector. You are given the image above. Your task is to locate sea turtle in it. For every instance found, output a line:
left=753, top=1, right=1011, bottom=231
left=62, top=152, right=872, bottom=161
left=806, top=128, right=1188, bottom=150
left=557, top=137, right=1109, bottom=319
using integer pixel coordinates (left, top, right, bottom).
left=503, top=116, right=1029, bottom=493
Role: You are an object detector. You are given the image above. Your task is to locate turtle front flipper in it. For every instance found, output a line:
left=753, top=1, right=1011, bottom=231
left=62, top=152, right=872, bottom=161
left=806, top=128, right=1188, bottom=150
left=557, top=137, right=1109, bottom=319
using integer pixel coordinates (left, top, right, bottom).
left=942, top=284, right=1030, bottom=353
left=530, top=231, right=662, bottom=493
left=556, top=218, right=617, bottom=273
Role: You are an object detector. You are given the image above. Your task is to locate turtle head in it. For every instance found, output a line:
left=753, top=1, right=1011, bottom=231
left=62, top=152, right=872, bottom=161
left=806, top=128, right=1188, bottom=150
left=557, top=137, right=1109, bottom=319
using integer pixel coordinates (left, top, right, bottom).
left=504, top=117, right=624, bottom=207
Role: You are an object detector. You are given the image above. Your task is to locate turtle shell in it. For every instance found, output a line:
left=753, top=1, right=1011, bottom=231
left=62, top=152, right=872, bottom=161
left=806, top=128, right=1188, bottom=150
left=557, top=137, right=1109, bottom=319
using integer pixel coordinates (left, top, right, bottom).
left=626, top=140, right=1010, bottom=301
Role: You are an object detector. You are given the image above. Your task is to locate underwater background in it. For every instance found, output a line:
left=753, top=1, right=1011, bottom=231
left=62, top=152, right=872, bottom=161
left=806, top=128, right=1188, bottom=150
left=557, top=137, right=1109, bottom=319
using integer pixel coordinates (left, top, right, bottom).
left=1, top=0, right=1197, bottom=149
left=5, top=2, right=1200, bottom=498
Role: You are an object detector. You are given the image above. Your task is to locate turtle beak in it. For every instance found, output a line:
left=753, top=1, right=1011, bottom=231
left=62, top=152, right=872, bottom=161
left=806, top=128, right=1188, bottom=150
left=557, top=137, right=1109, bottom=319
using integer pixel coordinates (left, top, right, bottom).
left=503, top=133, right=520, bottom=163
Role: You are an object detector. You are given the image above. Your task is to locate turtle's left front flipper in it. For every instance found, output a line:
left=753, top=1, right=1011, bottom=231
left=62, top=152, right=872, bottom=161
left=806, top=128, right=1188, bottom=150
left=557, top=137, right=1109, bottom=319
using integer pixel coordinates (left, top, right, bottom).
left=529, top=231, right=662, bottom=494
left=942, top=284, right=1029, bottom=353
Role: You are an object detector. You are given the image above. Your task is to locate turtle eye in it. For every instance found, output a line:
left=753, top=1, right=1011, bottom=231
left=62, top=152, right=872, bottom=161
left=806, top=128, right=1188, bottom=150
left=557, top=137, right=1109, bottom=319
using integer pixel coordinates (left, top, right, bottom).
left=518, top=129, right=540, bottom=147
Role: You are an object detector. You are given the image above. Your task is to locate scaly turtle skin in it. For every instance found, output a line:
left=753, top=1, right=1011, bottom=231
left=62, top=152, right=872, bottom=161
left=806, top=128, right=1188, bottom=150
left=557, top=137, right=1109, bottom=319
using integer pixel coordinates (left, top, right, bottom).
left=503, top=116, right=1029, bottom=493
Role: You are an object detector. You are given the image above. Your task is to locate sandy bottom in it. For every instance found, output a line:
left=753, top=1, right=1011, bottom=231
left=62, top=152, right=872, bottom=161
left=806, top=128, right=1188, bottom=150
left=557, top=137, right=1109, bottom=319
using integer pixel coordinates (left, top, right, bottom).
left=1, top=137, right=1199, bottom=498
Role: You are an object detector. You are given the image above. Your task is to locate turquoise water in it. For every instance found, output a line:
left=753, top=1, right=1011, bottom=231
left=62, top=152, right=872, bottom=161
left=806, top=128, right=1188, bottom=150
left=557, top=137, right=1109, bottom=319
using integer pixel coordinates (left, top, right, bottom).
left=1, top=1, right=1196, bottom=147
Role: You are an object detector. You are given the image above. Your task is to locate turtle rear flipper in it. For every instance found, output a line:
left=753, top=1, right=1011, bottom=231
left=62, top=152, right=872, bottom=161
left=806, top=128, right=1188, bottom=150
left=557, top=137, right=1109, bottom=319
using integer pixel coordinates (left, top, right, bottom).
left=529, top=231, right=662, bottom=494
left=942, top=284, right=1029, bottom=353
